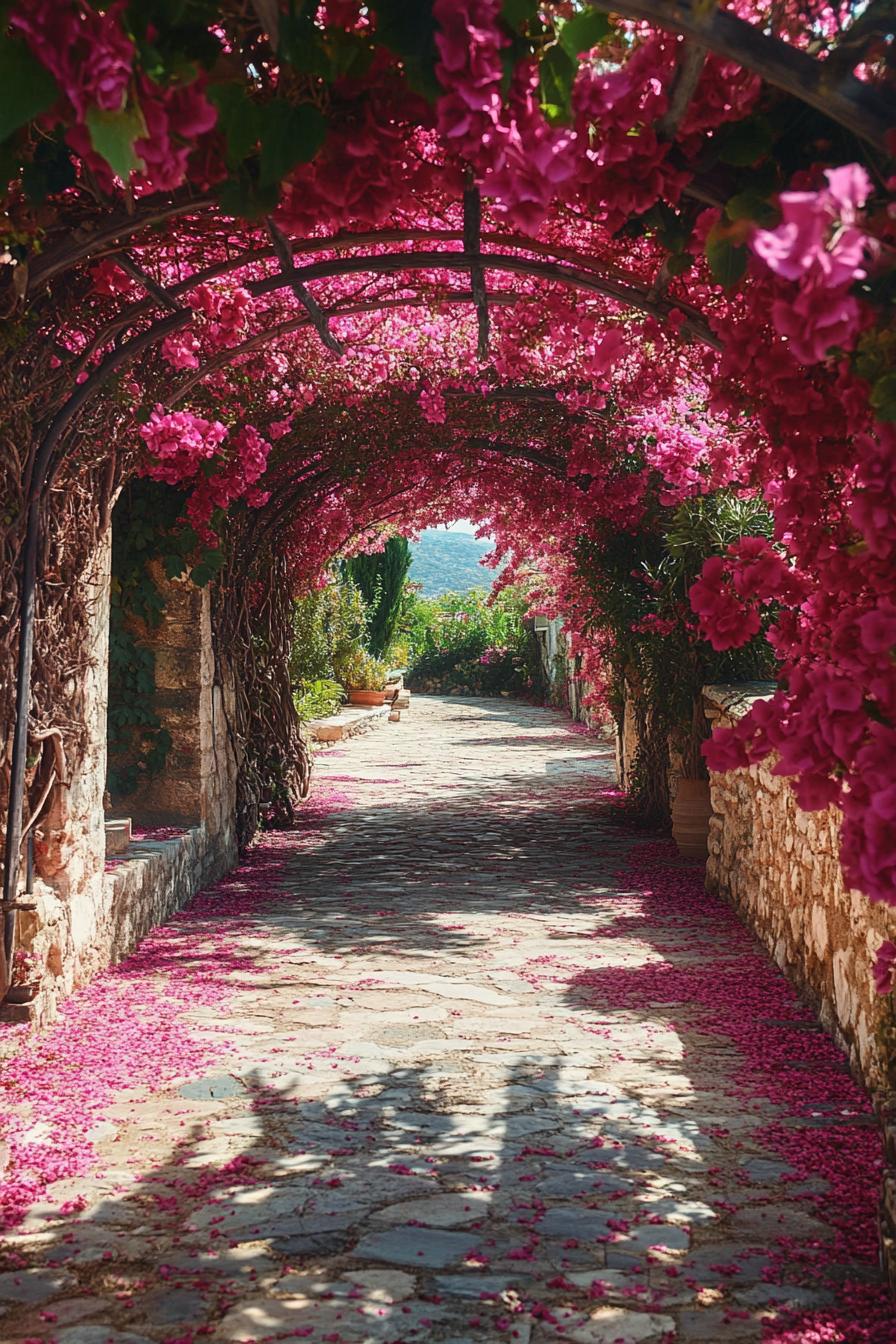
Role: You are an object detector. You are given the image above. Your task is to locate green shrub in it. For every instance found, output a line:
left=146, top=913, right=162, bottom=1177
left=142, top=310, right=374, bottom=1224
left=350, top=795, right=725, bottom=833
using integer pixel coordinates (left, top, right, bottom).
left=290, top=578, right=367, bottom=686
left=293, top=677, right=345, bottom=720
left=404, top=585, right=547, bottom=698
left=333, top=647, right=389, bottom=690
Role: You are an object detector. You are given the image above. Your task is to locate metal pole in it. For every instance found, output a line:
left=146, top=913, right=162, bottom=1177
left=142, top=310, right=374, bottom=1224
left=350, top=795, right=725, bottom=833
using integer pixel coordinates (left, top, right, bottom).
left=2, top=495, right=40, bottom=972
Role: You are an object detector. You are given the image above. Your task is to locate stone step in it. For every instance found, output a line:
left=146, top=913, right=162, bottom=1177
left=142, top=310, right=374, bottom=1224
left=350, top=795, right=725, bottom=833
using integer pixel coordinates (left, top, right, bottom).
left=104, top=818, right=132, bottom=856
left=310, top=704, right=392, bottom=742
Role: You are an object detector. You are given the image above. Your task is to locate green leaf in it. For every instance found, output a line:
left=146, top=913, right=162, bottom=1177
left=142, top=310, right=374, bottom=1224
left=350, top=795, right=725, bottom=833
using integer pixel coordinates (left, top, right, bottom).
left=666, top=252, right=693, bottom=277
left=86, top=103, right=148, bottom=181
left=259, top=100, right=327, bottom=186
left=0, top=35, right=60, bottom=143
left=557, top=8, right=610, bottom=58
left=501, top=0, right=539, bottom=28
left=369, top=0, right=439, bottom=99
left=21, top=137, right=75, bottom=203
left=217, top=171, right=280, bottom=219
left=715, top=115, right=773, bottom=167
left=724, top=189, right=779, bottom=228
left=644, top=202, right=690, bottom=254
left=870, top=371, right=896, bottom=422
left=705, top=225, right=748, bottom=288
left=189, top=560, right=215, bottom=587
left=207, top=83, right=261, bottom=165
left=190, top=547, right=225, bottom=587
left=163, top=553, right=187, bottom=581
left=279, top=7, right=333, bottom=76
left=539, top=42, right=577, bottom=124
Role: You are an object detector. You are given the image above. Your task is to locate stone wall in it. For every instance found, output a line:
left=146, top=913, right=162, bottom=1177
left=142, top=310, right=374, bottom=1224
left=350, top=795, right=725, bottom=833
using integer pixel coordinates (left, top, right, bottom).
left=18, top=530, right=114, bottom=1021
left=704, top=683, right=895, bottom=1091
left=7, top=537, right=238, bottom=1027
left=616, top=680, right=640, bottom=791
left=703, top=683, right=896, bottom=1289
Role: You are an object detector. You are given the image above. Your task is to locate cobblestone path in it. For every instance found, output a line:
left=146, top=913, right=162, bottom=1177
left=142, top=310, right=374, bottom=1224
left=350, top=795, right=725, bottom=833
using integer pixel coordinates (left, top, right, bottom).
left=1, top=697, right=892, bottom=1343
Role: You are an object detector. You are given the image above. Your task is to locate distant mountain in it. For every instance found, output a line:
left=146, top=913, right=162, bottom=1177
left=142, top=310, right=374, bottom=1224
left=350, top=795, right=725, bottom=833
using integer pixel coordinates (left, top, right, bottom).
left=408, top=529, right=493, bottom=596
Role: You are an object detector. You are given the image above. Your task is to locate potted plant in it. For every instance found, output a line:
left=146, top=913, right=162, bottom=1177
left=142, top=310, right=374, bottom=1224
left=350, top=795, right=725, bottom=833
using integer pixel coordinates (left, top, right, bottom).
left=670, top=691, right=714, bottom=861
left=7, top=947, right=40, bottom=1004
left=334, top=647, right=390, bottom=706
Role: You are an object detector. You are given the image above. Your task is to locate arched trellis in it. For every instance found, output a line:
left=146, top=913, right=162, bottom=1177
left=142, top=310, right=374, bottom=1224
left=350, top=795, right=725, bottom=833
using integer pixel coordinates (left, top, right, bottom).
left=16, top=0, right=894, bottom=303
left=64, top=226, right=716, bottom=387
left=4, top=0, right=893, bottom=958
left=211, top=415, right=570, bottom=847
left=8, top=228, right=706, bottom=940
left=248, top=431, right=574, bottom=556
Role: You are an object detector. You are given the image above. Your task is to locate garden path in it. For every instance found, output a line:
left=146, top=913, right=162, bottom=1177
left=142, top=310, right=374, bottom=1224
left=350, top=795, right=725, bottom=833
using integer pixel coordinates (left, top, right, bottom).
left=1, top=696, right=892, bottom=1343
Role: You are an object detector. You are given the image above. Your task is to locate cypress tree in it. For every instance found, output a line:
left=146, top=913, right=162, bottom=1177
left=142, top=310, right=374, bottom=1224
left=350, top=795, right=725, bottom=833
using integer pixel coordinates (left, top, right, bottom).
left=343, top=535, right=412, bottom=659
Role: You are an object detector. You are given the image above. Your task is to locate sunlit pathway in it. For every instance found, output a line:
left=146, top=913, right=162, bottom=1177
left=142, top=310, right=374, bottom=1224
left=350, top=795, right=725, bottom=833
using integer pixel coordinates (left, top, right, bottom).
left=1, top=696, right=892, bottom=1343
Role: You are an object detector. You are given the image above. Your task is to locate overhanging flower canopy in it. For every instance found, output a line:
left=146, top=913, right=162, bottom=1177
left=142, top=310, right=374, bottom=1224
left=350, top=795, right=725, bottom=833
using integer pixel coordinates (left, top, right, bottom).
left=1, top=1, right=894, bottom=909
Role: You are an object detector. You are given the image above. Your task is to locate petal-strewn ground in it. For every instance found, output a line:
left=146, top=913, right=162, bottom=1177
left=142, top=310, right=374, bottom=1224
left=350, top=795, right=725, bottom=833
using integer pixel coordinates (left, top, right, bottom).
left=1, top=696, right=893, bottom=1343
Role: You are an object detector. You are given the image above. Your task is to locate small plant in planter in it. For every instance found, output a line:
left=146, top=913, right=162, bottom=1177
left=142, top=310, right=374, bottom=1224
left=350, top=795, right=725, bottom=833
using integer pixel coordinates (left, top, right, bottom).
left=334, top=647, right=390, bottom=706
left=293, top=677, right=346, bottom=721
left=7, top=947, right=41, bottom=1003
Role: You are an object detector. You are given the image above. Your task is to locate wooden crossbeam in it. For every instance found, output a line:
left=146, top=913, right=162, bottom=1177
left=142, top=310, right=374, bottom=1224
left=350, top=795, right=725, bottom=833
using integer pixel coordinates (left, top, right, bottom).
left=266, top=219, right=345, bottom=356
left=463, top=180, right=490, bottom=362
left=445, top=385, right=582, bottom=403
left=613, top=0, right=894, bottom=150
left=248, top=251, right=721, bottom=349
left=117, top=252, right=184, bottom=313
left=657, top=42, right=706, bottom=139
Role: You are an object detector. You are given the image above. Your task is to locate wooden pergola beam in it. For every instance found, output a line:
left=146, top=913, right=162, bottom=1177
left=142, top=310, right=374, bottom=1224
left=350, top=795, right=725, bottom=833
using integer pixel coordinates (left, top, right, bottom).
left=266, top=219, right=345, bottom=357
left=464, top=180, right=490, bottom=361
left=247, top=249, right=721, bottom=349
left=612, top=0, right=894, bottom=150
left=657, top=41, right=707, bottom=140
left=116, top=252, right=184, bottom=313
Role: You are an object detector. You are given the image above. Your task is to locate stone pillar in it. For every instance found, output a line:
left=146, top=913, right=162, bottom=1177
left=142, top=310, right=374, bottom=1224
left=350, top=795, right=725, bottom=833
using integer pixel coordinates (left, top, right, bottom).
left=8, top=543, right=241, bottom=1027
left=121, top=561, right=238, bottom=849
left=125, top=563, right=203, bottom=822
left=616, top=678, right=640, bottom=790
left=12, top=529, right=113, bottom=1021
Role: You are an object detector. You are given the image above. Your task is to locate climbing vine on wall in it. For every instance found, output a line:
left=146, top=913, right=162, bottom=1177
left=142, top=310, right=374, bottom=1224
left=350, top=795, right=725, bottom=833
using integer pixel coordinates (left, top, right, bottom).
left=572, top=488, right=780, bottom=824
left=106, top=480, right=222, bottom=799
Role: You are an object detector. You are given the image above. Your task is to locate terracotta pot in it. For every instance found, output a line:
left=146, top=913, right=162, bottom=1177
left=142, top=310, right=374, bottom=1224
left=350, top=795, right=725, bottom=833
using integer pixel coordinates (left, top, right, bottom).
left=6, top=982, right=39, bottom=1004
left=347, top=689, right=387, bottom=707
left=672, top=778, right=713, bottom=860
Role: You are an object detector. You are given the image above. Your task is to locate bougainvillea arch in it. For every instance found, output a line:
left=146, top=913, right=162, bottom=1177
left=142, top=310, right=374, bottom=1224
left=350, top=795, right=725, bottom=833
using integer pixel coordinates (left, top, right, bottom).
left=1, top=1, right=894, bottom=987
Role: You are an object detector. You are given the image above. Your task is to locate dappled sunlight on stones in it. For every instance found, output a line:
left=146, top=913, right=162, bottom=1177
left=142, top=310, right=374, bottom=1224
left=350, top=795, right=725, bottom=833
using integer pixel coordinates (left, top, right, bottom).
left=0, top=697, right=893, bottom=1341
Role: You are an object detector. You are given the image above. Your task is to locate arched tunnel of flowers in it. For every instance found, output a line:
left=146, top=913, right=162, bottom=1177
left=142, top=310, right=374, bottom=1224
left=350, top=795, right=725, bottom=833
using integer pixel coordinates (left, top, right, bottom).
left=0, top=1, right=894, bottom=998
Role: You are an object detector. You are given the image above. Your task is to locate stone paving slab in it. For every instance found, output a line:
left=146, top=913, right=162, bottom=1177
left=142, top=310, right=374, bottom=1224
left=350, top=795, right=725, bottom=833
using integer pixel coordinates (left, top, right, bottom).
left=309, top=704, right=392, bottom=742
left=0, top=696, right=890, bottom=1341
